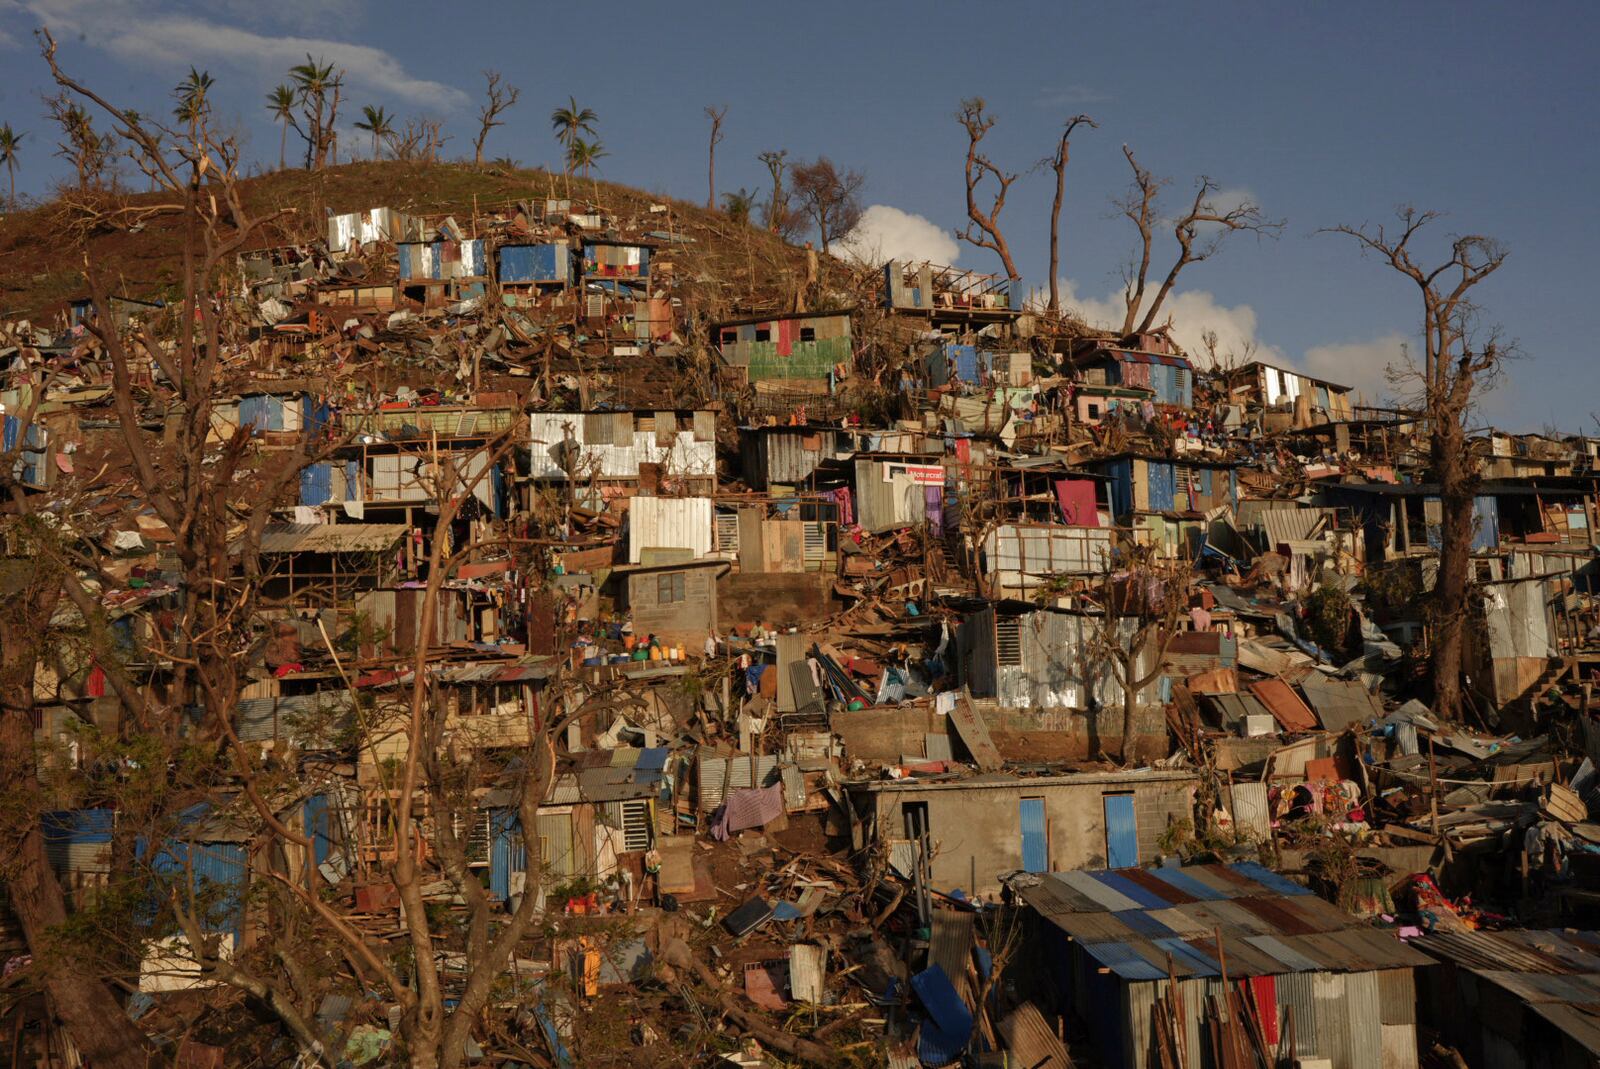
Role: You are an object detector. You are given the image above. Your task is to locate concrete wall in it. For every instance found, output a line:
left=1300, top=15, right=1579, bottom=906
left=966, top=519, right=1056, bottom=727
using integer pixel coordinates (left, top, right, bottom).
left=860, top=772, right=1196, bottom=895
left=717, top=572, right=834, bottom=629
left=627, top=568, right=716, bottom=645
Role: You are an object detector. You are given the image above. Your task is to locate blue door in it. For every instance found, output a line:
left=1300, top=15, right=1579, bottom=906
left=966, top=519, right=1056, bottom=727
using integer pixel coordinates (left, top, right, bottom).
left=1103, top=794, right=1138, bottom=869
left=1019, top=798, right=1047, bottom=873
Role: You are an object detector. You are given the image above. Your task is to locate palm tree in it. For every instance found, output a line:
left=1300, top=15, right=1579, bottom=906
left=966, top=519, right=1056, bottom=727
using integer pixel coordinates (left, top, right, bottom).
left=0, top=125, right=21, bottom=212
left=567, top=137, right=607, bottom=205
left=266, top=84, right=296, bottom=171
left=355, top=105, right=394, bottom=160
left=549, top=96, right=596, bottom=191
left=172, top=67, right=214, bottom=129
left=290, top=56, right=339, bottom=168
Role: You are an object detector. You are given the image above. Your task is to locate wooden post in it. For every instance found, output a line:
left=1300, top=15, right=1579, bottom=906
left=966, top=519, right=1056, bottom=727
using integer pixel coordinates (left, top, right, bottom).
left=1428, top=735, right=1441, bottom=839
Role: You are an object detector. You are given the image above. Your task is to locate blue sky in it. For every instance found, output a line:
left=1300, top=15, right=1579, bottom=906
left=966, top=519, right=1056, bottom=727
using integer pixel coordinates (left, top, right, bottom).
left=2, top=0, right=1596, bottom=431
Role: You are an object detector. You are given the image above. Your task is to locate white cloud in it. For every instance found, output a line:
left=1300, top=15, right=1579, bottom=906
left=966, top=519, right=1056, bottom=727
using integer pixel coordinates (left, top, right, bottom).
left=1302, top=334, right=1410, bottom=404
left=26, top=0, right=467, bottom=107
left=1058, top=277, right=1407, bottom=403
left=836, top=205, right=959, bottom=267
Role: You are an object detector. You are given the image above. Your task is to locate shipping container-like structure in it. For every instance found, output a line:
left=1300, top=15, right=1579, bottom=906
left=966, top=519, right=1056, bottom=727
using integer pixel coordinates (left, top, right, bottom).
left=1070, top=338, right=1195, bottom=408
left=1014, top=861, right=1430, bottom=1069
left=715, top=312, right=853, bottom=386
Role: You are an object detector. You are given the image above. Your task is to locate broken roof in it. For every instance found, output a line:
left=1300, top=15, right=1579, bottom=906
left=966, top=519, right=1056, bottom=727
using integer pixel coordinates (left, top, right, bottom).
left=258, top=523, right=409, bottom=554
left=1015, top=861, right=1430, bottom=980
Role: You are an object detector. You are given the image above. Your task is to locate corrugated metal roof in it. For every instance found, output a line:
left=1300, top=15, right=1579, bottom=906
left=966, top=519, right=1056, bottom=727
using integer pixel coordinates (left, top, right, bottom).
left=258, top=523, right=408, bottom=554
left=1258, top=507, right=1337, bottom=547
left=1017, top=863, right=1430, bottom=979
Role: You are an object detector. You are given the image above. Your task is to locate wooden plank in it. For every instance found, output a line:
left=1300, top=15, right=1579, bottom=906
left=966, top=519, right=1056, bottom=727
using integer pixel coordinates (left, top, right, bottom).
left=1247, top=677, right=1318, bottom=732
left=949, top=687, right=1004, bottom=771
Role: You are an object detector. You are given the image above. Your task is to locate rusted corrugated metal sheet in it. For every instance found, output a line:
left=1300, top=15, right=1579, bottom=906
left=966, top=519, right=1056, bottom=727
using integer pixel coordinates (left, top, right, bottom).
left=998, top=1001, right=1071, bottom=1069
left=928, top=910, right=976, bottom=1002
left=1249, top=677, right=1318, bottom=731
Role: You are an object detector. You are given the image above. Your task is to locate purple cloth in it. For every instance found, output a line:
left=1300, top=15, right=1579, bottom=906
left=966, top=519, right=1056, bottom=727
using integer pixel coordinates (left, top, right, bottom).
left=709, top=783, right=786, bottom=841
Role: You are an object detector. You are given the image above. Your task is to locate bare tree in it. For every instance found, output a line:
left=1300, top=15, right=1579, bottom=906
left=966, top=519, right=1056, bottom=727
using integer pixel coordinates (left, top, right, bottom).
left=1084, top=545, right=1193, bottom=762
left=1116, top=146, right=1283, bottom=336
left=1041, top=114, right=1097, bottom=314
left=1328, top=208, right=1508, bottom=719
left=705, top=104, right=727, bottom=211
left=956, top=97, right=1020, bottom=280
left=472, top=70, right=519, bottom=168
left=790, top=156, right=864, bottom=254
left=759, top=148, right=795, bottom=237
left=391, top=116, right=449, bottom=163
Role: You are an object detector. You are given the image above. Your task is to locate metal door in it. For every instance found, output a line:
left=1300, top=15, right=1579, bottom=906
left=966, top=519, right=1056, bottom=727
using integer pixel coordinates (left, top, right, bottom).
left=1103, top=793, right=1138, bottom=869
left=1019, top=798, right=1047, bottom=873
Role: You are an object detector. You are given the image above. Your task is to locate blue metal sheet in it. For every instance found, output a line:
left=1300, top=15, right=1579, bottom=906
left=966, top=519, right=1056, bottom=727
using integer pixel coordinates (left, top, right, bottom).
left=1105, top=458, right=1134, bottom=519
left=1103, top=794, right=1138, bottom=869
left=300, top=462, right=332, bottom=506
left=1473, top=495, right=1499, bottom=551
left=911, top=963, right=972, bottom=1065
left=142, top=836, right=247, bottom=943
left=489, top=809, right=522, bottom=901
left=238, top=394, right=270, bottom=433
left=303, top=794, right=333, bottom=866
left=43, top=809, right=115, bottom=844
left=1230, top=861, right=1314, bottom=896
left=1019, top=797, right=1047, bottom=873
left=1147, top=866, right=1229, bottom=901
left=1152, top=936, right=1221, bottom=976
left=1112, top=908, right=1177, bottom=938
left=1145, top=462, right=1176, bottom=512
left=1083, top=940, right=1167, bottom=981
left=1093, top=871, right=1169, bottom=909
left=636, top=747, right=669, bottom=772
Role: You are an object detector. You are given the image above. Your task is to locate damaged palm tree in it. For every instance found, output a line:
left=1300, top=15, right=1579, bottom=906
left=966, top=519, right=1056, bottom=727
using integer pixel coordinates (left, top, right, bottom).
left=1116, top=145, right=1283, bottom=336
left=1328, top=208, right=1508, bottom=720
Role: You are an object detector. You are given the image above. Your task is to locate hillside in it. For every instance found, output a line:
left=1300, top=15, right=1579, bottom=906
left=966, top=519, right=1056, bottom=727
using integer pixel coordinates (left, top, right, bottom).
left=0, top=160, right=837, bottom=322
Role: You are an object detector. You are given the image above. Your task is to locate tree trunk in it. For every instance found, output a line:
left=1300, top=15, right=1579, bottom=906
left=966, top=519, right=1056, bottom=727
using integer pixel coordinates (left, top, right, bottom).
left=279, top=124, right=287, bottom=171
left=1120, top=677, right=1138, bottom=763
left=1047, top=153, right=1065, bottom=314
left=0, top=593, right=160, bottom=1069
left=1431, top=419, right=1473, bottom=719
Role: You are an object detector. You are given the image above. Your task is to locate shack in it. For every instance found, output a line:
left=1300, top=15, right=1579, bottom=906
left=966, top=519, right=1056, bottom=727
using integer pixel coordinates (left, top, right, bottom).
left=1069, top=339, right=1194, bottom=408
left=1013, top=861, right=1431, bottom=1069
left=847, top=769, right=1198, bottom=897
left=1412, top=927, right=1600, bottom=1069
left=715, top=311, right=853, bottom=388
left=1228, top=359, right=1355, bottom=426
